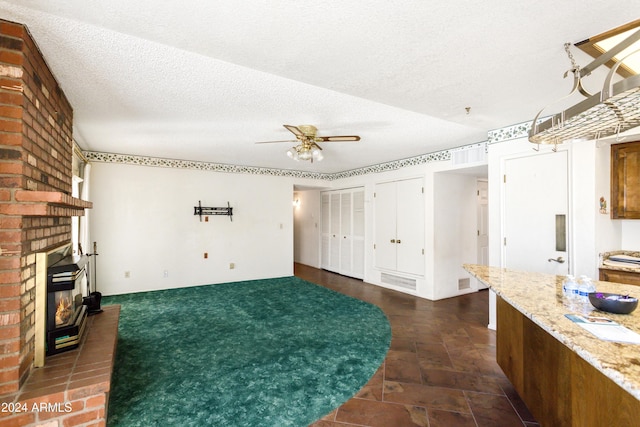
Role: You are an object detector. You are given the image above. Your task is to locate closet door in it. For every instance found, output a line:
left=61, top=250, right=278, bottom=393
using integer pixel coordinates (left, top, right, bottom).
left=352, top=189, right=365, bottom=278
left=339, top=192, right=353, bottom=274
left=374, top=181, right=398, bottom=271
left=320, top=188, right=365, bottom=279
left=374, top=178, right=425, bottom=276
left=329, top=192, right=341, bottom=272
left=396, top=178, right=425, bottom=275
left=321, top=193, right=331, bottom=270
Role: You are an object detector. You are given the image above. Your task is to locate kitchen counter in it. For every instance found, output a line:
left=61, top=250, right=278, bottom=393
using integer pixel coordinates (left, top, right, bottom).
left=464, top=264, right=640, bottom=426
left=601, top=250, right=640, bottom=273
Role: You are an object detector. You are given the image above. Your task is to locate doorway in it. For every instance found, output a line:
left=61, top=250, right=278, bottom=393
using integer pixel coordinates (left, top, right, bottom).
left=503, top=150, right=569, bottom=275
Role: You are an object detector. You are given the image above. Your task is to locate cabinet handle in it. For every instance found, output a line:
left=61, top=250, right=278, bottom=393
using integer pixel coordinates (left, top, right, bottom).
left=397, top=239, right=401, bottom=244
left=390, top=239, right=396, bottom=243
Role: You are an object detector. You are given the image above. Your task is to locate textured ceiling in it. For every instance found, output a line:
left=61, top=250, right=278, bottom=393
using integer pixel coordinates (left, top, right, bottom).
left=1, top=1, right=639, bottom=173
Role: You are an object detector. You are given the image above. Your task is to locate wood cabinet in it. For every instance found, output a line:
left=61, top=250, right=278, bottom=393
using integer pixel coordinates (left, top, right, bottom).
left=611, top=140, right=640, bottom=219
left=374, top=178, right=424, bottom=276
left=321, top=188, right=365, bottom=279
left=599, top=268, right=640, bottom=286
left=497, top=296, right=640, bottom=427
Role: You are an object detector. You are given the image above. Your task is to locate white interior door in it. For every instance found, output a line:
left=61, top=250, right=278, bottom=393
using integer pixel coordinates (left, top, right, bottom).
left=504, top=151, right=569, bottom=275
left=374, top=182, right=397, bottom=271
left=352, top=189, right=365, bottom=278
left=396, top=178, right=425, bottom=275
left=477, top=179, right=489, bottom=289
left=340, top=192, right=352, bottom=274
left=321, top=193, right=330, bottom=269
left=329, top=192, right=341, bottom=272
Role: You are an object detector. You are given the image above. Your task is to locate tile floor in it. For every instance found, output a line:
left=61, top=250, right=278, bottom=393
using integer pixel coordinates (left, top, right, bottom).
left=295, top=264, right=540, bottom=427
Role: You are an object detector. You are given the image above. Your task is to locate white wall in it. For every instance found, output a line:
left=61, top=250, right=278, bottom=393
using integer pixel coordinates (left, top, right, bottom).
left=622, top=222, right=640, bottom=249
left=90, top=162, right=305, bottom=295
left=315, top=158, right=488, bottom=301
left=485, top=136, right=631, bottom=328
left=433, top=172, right=479, bottom=300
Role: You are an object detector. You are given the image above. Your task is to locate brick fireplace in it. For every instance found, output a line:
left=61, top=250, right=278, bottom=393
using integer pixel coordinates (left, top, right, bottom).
left=0, top=19, right=117, bottom=427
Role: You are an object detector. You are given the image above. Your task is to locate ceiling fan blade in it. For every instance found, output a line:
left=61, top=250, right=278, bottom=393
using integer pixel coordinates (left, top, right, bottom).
left=283, top=125, right=304, bottom=137
left=315, top=135, right=360, bottom=142
left=255, top=139, right=298, bottom=144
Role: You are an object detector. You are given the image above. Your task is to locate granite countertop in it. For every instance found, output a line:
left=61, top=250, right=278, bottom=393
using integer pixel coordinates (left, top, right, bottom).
left=463, top=264, right=640, bottom=400
left=601, top=250, right=640, bottom=272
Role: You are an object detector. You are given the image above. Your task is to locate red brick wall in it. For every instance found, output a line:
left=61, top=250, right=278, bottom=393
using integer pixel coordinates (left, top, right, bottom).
left=0, top=19, right=74, bottom=395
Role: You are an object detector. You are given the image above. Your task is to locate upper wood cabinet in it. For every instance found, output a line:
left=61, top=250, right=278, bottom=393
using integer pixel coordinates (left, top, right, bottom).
left=611, top=140, right=640, bottom=219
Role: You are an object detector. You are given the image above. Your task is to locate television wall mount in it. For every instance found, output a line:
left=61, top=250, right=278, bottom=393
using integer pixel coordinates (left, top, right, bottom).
left=194, top=201, right=233, bottom=222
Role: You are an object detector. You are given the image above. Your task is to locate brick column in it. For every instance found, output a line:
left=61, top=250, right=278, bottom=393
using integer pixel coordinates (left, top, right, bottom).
left=0, top=19, right=75, bottom=395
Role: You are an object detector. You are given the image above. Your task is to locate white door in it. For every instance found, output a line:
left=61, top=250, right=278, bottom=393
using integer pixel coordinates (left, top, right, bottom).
left=320, top=188, right=365, bottom=279
left=339, top=192, right=353, bottom=274
left=504, top=151, right=569, bottom=275
left=329, top=192, right=341, bottom=272
left=374, top=181, right=398, bottom=271
left=477, top=179, right=489, bottom=289
left=396, top=178, right=425, bottom=275
left=352, top=189, right=365, bottom=278
left=321, top=193, right=330, bottom=269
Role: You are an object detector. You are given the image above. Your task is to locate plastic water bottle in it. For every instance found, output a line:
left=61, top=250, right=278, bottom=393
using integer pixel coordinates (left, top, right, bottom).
left=563, top=275, right=578, bottom=299
left=578, top=276, right=596, bottom=303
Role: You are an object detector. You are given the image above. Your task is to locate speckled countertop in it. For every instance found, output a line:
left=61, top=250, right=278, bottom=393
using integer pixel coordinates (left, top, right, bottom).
left=464, top=264, right=640, bottom=400
left=601, top=250, right=640, bottom=272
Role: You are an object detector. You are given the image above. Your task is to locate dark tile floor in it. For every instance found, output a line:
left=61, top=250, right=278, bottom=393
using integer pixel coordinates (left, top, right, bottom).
left=295, top=263, right=540, bottom=427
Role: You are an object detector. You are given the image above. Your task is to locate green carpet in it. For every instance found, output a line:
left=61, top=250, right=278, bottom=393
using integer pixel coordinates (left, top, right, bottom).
left=103, top=276, right=391, bottom=426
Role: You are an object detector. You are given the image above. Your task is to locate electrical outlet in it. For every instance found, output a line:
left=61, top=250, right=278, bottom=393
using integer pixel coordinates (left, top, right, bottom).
left=229, top=263, right=235, bottom=269
left=124, top=271, right=130, bottom=278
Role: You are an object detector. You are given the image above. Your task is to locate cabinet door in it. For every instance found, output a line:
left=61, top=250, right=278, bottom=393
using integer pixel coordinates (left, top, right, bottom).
left=396, top=178, right=425, bottom=275
left=374, top=181, right=398, bottom=270
left=612, top=141, right=640, bottom=219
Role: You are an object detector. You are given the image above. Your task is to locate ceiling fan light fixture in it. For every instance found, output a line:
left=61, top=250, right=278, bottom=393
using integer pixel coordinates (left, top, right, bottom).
left=298, top=149, right=312, bottom=161
left=257, top=124, right=360, bottom=164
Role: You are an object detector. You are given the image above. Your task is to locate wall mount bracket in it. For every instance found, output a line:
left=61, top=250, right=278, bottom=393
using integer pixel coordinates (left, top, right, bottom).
left=194, top=201, right=233, bottom=222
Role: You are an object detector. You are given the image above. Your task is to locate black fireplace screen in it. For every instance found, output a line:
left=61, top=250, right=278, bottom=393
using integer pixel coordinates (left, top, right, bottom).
left=46, top=254, right=89, bottom=355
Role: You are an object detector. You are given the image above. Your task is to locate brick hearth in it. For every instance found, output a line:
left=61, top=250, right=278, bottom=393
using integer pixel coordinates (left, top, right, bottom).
left=0, top=306, right=119, bottom=427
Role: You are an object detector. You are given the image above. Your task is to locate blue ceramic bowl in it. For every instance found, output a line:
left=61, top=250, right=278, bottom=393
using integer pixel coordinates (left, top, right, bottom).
left=589, top=292, right=638, bottom=314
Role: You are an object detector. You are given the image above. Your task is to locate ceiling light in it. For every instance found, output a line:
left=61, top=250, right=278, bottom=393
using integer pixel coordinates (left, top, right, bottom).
left=285, top=140, right=324, bottom=163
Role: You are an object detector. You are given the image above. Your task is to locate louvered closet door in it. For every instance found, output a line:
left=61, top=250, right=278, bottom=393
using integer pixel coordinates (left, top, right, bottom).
left=329, top=192, right=341, bottom=272
left=340, top=192, right=352, bottom=274
left=321, top=193, right=331, bottom=269
left=352, top=189, right=365, bottom=278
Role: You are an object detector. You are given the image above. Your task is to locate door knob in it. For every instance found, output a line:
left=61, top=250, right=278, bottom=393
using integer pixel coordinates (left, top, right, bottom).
left=397, top=240, right=401, bottom=244
left=547, top=256, right=565, bottom=264
left=390, top=239, right=396, bottom=243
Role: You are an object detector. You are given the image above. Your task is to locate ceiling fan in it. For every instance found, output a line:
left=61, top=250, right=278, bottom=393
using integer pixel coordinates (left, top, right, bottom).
left=256, top=125, right=360, bottom=162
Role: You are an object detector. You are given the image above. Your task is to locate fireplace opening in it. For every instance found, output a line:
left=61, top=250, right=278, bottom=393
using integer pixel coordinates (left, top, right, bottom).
left=46, top=252, right=89, bottom=355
